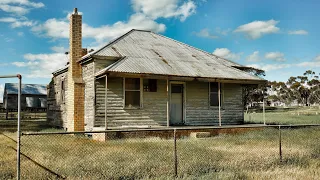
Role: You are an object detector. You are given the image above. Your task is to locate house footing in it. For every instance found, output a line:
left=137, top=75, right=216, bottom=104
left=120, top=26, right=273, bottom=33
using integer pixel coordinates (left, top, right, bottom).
left=91, top=125, right=266, bottom=141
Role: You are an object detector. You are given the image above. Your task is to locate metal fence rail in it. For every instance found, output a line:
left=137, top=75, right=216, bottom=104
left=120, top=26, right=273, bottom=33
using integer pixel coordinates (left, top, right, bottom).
left=11, top=125, right=318, bottom=179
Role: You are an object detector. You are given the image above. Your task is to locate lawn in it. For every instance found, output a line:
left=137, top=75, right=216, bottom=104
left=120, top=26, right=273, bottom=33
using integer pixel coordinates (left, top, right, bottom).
left=1, top=126, right=319, bottom=179
left=244, top=106, right=320, bottom=125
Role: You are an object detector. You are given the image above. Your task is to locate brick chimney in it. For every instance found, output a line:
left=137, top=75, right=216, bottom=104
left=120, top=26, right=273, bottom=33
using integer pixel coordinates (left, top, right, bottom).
left=67, top=8, right=85, bottom=131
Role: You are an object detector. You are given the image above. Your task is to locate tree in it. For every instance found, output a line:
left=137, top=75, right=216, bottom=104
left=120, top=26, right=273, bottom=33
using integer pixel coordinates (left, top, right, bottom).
left=241, top=67, right=267, bottom=111
left=285, top=70, right=319, bottom=106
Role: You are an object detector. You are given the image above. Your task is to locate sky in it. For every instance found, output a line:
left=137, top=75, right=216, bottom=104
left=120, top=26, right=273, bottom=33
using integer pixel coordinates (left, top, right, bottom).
left=0, top=0, right=320, bottom=102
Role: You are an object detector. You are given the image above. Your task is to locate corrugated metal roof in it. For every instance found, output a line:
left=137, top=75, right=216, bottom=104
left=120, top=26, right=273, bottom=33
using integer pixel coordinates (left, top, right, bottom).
left=4, top=83, right=47, bottom=95
left=93, top=30, right=264, bottom=82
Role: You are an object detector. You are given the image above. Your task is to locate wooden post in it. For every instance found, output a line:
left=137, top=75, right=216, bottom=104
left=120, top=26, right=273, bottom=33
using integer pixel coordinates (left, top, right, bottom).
left=263, top=98, right=266, bottom=125
left=279, top=125, right=282, bottom=162
left=218, top=82, right=221, bottom=126
left=167, top=78, right=170, bottom=127
left=104, top=76, right=108, bottom=129
left=173, top=129, right=178, bottom=177
left=5, top=94, right=8, bottom=120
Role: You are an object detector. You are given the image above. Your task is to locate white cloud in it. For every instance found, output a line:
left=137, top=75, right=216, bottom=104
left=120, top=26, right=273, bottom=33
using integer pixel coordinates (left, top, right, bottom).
left=215, top=27, right=231, bottom=36
left=296, top=61, right=320, bottom=68
left=314, top=55, right=320, bottom=61
left=265, top=52, right=285, bottom=62
left=0, top=0, right=44, bottom=15
left=32, top=13, right=166, bottom=43
left=0, top=4, right=28, bottom=15
left=11, top=53, right=68, bottom=78
left=234, top=19, right=280, bottom=39
left=12, top=61, right=38, bottom=67
left=0, top=17, right=36, bottom=28
left=247, top=63, right=291, bottom=71
left=247, top=60, right=320, bottom=72
left=288, top=30, right=308, bottom=35
left=17, top=32, right=24, bottom=36
left=212, top=48, right=242, bottom=61
left=0, top=84, right=4, bottom=103
left=246, top=51, right=260, bottom=62
left=131, top=0, right=196, bottom=21
left=0, top=0, right=44, bottom=8
left=194, top=28, right=218, bottom=39
left=51, top=46, right=68, bottom=53
left=4, top=37, right=13, bottom=42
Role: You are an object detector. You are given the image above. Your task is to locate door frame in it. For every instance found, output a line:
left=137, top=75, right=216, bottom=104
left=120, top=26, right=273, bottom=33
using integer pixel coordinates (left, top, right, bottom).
left=169, top=81, right=186, bottom=125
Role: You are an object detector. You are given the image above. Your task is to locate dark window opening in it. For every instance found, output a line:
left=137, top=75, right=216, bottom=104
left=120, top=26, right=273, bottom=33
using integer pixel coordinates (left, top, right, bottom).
left=143, top=79, right=157, bottom=92
left=210, top=82, right=223, bottom=106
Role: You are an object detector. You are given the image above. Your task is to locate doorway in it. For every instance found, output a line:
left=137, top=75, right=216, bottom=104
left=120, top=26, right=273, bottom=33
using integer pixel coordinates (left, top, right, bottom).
left=170, top=83, right=184, bottom=125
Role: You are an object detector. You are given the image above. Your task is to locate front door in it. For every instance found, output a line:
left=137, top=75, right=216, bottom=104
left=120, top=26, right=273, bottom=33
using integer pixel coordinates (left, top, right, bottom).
left=170, top=84, right=184, bottom=125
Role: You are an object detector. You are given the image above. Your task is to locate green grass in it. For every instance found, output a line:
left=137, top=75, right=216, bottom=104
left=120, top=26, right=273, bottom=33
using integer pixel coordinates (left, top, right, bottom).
left=1, top=127, right=320, bottom=179
left=245, top=106, right=320, bottom=125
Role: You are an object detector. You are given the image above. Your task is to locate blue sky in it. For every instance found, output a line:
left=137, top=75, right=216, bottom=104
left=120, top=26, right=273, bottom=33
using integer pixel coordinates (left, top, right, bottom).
left=0, top=0, right=320, bottom=102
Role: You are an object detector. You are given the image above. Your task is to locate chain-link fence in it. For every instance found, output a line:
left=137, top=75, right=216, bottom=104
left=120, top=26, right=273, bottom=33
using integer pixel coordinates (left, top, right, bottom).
left=4, top=125, right=316, bottom=179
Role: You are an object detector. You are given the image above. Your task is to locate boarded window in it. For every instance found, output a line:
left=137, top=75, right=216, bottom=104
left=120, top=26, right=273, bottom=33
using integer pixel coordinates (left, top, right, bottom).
left=125, top=78, right=140, bottom=107
left=143, top=79, right=157, bottom=92
left=210, top=82, right=223, bottom=106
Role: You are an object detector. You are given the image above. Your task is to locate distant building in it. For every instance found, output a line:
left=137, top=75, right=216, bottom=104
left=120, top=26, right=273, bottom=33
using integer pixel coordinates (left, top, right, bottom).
left=3, top=83, right=47, bottom=119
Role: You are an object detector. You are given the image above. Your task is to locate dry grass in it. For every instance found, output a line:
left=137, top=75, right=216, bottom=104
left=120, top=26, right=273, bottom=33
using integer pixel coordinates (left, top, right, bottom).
left=245, top=106, right=320, bottom=125
left=1, top=127, right=319, bottom=179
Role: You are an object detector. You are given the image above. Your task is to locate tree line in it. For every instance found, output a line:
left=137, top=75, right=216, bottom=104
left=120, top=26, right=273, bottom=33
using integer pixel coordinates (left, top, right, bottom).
left=243, top=69, right=320, bottom=108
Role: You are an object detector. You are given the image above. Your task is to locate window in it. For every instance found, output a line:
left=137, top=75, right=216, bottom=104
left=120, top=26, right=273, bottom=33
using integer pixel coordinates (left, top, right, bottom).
left=210, top=82, right=223, bottom=106
left=125, top=78, right=140, bottom=107
left=143, top=79, right=157, bottom=92
left=61, top=80, right=65, bottom=102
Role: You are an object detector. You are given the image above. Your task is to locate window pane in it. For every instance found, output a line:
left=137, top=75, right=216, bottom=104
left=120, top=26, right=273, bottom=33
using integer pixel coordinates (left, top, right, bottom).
left=143, top=79, right=157, bottom=92
left=125, top=91, right=140, bottom=107
left=171, top=85, right=183, bottom=93
left=149, top=79, right=157, bottom=92
left=210, top=82, right=218, bottom=92
left=125, top=78, right=140, bottom=90
left=210, top=92, right=218, bottom=106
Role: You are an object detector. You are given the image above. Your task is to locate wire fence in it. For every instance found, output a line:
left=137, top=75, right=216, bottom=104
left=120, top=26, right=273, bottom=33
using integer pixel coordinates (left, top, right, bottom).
left=2, top=125, right=319, bottom=179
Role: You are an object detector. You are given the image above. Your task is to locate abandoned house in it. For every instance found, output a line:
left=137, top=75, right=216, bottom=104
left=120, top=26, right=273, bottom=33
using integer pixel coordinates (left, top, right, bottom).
left=47, top=8, right=265, bottom=132
left=3, top=83, right=47, bottom=119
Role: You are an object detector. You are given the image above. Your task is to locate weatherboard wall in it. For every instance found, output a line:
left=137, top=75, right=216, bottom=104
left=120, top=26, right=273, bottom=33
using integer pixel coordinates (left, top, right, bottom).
left=47, top=71, right=68, bottom=128
left=94, top=77, right=244, bottom=128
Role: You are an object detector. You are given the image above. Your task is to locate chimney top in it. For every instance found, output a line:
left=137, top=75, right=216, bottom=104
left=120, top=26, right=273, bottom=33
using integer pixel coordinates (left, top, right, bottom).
left=73, top=8, right=78, bottom=15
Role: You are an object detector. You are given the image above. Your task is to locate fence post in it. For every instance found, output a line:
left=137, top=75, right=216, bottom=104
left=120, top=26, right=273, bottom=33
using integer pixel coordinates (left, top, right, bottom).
left=17, top=75, right=21, bottom=180
left=173, top=128, right=178, bottom=177
left=278, top=125, right=282, bottom=163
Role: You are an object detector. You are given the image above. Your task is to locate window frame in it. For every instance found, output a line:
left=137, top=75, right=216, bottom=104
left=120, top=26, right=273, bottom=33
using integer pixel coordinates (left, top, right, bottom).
left=209, top=82, right=224, bottom=108
left=123, top=77, right=143, bottom=109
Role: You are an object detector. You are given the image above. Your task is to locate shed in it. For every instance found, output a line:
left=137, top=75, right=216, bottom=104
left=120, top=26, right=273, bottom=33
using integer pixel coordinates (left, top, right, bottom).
left=3, top=83, right=47, bottom=119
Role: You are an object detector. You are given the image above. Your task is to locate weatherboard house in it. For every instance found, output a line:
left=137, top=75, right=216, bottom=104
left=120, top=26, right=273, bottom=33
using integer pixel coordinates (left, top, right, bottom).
left=47, top=8, right=265, bottom=132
